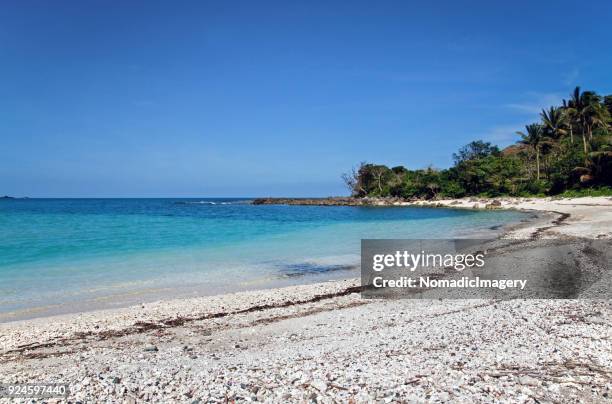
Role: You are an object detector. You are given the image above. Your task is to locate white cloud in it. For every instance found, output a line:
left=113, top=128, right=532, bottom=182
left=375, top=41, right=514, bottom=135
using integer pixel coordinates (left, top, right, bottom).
left=479, top=124, right=523, bottom=147
left=503, top=92, right=564, bottom=115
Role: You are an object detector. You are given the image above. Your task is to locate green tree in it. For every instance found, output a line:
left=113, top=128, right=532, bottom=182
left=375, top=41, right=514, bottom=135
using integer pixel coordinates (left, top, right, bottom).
left=344, top=84, right=612, bottom=200
left=517, top=123, right=545, bottom=181
left=452, top=140, right=500, bottom=165
left=565, top=87, right=609, bottom=156
left=356, top=164, right=394, bottom=196
left=582, top=95, right=609, bottom=142
left=561, top=99, right=576, bottom=144
left=565, top=87, right=589, bottom=154
left=540, top=106, right=567, bottom=140
left=604, top=95, right=612, bottom=118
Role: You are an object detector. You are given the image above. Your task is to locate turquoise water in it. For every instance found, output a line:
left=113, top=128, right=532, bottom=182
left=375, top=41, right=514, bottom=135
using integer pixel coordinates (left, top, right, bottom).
left=0, top=198, right=528, bottom=317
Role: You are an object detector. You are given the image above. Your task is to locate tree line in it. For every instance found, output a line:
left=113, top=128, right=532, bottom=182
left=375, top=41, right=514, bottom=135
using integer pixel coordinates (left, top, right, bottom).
left=342, top=86, right=612, bottom=199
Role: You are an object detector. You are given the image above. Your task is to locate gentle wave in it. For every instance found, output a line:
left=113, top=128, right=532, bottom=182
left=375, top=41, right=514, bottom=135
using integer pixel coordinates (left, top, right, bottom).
left=175, top=200, right=252, bottom=205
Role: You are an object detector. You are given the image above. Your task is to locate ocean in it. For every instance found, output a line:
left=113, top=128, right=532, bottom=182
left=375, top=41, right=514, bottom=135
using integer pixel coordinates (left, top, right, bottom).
left=0, top=198, right=529, bottom=319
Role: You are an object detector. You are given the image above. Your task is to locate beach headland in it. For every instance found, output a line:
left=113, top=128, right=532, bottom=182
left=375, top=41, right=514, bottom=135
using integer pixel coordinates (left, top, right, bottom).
left=251, top=197, right=412, bottom=206
left=1, top=197, right=610, bottom=402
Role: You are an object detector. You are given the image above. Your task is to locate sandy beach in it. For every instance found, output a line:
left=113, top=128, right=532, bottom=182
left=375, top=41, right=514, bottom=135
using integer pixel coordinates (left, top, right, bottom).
left=406, top=196, right=612, bottom=240
left=1, top=197, right=611, bottom=403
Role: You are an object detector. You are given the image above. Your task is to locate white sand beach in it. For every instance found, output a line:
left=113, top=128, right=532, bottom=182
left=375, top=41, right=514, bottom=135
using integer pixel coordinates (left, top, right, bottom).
left=1, top=197, right=611, bottom=403
left=406, top=196, right=612, bottom=239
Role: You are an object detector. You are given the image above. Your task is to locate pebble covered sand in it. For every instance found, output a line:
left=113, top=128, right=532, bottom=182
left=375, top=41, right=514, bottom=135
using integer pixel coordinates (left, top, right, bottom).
left=1, top=197, right=611, bottom=403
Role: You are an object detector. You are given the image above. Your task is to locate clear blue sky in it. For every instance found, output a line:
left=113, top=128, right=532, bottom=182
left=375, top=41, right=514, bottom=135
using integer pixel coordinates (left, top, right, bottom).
left=2, top=1, right=611, bottom=197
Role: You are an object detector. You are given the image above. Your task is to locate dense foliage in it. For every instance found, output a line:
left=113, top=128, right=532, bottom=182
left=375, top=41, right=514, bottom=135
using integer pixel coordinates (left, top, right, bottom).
left=343, top=86, right=612, bottom=199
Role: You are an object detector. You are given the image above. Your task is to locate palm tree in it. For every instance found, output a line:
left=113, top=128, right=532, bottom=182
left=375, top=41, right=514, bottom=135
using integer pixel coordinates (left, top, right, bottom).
left=569, top=86, right=589, bottom=154
left=561, top=99, right=576, bottom=144
left=517, top=123, right=545, bottom=181
left=540, top=106, right=567, bottom=140
left=583, top=101, right=609, bottom=141
left=565, top=86, right=609, bottom=156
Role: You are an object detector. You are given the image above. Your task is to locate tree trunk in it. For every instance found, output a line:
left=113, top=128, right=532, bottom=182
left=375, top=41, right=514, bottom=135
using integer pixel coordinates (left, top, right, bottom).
left=536, top=147, right=540, bottom=181
left=569, top=125, right=574, bottom=144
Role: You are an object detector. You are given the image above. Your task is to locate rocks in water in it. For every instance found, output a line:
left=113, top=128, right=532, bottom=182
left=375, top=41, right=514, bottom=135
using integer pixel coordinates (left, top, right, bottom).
left=486, top=200, right=502, bottom=209
left=252, top=197, right=357, bottom=206
left=251, top=197, right=408, bottom=206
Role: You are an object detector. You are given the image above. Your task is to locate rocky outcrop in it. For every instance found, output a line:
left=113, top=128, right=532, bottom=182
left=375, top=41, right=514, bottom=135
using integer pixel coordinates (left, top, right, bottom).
left=485, top=200, right=502, bottom=209
left=251, top=197, right=410, bottom=206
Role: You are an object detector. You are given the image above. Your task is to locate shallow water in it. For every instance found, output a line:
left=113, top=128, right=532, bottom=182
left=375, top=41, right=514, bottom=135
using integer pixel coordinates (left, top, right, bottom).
left=0, top=198, right=528, bottom=317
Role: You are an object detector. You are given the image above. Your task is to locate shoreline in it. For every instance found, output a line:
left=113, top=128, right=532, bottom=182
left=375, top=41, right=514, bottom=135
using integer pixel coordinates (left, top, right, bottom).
left=255, top=195, right=612, bottom=239
left=1, top=196, right=610, bottom=402
left=408, top=196, right=612, bottom=239
left=0, top=200, right=527, bottom=323
left=0, top=197, right=607, bottom=328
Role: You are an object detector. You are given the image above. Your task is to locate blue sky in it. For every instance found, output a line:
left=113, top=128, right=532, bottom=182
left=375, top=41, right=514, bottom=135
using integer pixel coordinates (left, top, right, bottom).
left=2, top=1, right=611, bottom=197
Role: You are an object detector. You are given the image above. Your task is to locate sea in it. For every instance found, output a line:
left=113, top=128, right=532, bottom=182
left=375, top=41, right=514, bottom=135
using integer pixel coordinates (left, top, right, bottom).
left=0, top=198, right=530, bottom=319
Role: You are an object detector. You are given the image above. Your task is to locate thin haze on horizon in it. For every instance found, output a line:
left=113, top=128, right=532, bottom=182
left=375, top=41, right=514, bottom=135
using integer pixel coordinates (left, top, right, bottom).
left=2, top=1, right=611, bottom=197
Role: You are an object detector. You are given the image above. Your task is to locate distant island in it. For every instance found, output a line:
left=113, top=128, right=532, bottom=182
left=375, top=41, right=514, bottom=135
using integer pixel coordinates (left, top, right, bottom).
left=339, top=86, right=611, bottom=200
